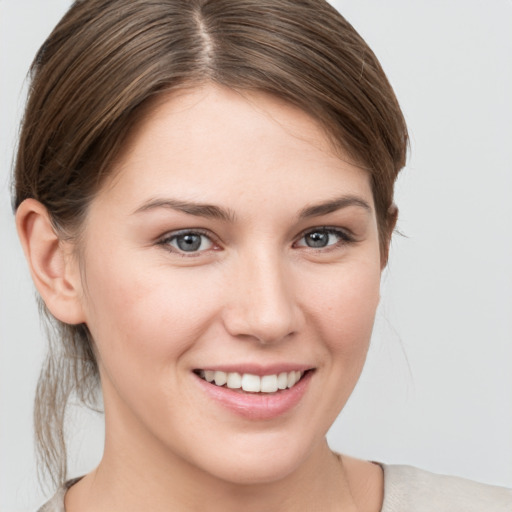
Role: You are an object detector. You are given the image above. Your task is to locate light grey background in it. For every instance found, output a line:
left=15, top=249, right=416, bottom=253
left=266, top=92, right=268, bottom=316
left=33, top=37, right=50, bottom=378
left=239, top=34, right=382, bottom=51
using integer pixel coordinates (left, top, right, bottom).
left=1, top=1, right=511, bottom=510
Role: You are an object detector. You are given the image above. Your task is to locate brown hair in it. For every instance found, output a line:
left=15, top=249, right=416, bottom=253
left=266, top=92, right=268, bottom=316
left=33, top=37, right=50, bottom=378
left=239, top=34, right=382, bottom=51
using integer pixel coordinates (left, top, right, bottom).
left=13, top=0, right=408, bottom=488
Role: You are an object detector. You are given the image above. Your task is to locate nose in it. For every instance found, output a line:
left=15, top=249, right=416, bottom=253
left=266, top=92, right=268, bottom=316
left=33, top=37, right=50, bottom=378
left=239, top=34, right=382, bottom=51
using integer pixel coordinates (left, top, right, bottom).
left=222, top=250, right=303, bottom=344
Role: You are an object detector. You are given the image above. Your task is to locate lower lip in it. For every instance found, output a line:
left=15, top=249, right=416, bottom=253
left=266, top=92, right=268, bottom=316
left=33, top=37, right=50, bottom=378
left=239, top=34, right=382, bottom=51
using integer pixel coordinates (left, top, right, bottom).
left=194, top=371, right=313, bottom=420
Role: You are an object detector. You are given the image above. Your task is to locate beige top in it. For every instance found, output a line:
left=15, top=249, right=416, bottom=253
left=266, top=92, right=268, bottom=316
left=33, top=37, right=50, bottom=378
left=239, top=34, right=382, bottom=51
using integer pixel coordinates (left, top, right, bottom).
left=38, top=464, right=512, bottom=511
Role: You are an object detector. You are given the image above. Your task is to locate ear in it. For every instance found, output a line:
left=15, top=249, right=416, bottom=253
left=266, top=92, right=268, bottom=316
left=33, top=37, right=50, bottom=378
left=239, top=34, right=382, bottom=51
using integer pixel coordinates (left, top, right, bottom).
left=16, top=198, right=86, bottom=325
left=380, top=203, right=398, bottom=269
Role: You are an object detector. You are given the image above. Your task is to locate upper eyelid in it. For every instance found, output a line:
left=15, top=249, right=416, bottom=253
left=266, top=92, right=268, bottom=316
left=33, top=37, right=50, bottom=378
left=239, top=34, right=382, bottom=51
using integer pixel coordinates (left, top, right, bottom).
left=158, top=228, right=220, bottom=253
left=291, top=227, right=355, bottom=252
left=159, top=228, right=216, bottom=242
left=295, top=226, right=354, bottom=241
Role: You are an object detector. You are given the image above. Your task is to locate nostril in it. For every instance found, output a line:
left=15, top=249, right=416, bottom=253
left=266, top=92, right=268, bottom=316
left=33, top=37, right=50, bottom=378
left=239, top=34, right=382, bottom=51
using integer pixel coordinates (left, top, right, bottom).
left=222, top=304, right=300, bottom=344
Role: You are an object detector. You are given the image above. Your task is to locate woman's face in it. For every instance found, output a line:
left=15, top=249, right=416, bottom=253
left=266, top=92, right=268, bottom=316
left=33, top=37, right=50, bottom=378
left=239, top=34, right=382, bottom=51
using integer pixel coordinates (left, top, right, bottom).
left=75, top=85, right=383, bottom=484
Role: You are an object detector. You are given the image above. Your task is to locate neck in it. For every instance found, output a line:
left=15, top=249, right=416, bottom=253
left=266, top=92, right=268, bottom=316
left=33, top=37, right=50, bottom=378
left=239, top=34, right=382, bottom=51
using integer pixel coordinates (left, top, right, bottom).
left=67, top=431, right=358, bottom=512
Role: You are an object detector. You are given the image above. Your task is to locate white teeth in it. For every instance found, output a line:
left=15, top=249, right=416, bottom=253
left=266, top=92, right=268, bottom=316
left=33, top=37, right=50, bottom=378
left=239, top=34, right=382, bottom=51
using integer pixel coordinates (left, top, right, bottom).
left=242, top=373, right=261, bottom=392
left=226, top=372, right=242, bottom=389
left=199, top=370, right=305, bottom=393
left=214, top=371, right=227, bottom=386
left=277, top=372, right=288, bottom=390
left=261, top=374, right=278, bottom=393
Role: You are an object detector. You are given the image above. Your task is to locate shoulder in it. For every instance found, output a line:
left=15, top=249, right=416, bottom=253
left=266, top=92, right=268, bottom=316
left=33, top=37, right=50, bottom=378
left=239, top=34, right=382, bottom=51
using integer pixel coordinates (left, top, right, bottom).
left=381, top=464, right=512, bottom=512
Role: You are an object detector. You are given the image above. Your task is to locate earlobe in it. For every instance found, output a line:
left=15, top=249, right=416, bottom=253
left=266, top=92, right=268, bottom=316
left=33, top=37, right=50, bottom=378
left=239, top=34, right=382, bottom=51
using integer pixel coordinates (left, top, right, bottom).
left=15, top=198, right=86, bottom=325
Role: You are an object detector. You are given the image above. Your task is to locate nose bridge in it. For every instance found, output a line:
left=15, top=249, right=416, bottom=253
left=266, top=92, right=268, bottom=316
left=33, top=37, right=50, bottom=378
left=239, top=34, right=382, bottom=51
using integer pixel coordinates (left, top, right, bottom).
left=223, top=246, right=301, bottom=344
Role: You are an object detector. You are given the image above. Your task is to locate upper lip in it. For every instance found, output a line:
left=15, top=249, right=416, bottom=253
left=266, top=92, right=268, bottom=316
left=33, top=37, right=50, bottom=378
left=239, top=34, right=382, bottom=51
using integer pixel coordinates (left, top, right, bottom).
left=193, top=363, right=314, bottom=375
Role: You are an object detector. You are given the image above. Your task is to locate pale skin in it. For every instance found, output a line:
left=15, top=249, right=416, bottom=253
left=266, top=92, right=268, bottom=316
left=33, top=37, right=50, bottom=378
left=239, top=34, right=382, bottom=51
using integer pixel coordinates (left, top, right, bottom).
left=17, top=85, right=390, bottom=511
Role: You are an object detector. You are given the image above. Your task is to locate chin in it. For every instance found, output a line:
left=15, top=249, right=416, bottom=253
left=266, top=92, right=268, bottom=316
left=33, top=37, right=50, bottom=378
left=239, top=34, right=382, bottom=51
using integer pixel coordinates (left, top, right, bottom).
left=205, top=458, right=302, bottom=486
left=190, top=432, right=317, bottom=486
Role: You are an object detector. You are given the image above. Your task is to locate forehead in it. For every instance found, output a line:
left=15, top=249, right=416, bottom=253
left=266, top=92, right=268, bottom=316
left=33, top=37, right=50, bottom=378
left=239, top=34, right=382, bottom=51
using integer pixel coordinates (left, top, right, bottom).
left=95, top=84, right=374, bottom=214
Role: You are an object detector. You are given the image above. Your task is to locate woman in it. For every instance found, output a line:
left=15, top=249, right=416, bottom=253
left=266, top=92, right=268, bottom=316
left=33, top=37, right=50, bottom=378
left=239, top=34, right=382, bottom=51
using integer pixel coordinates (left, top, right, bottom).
left=9, top=0, right=512, bottom=510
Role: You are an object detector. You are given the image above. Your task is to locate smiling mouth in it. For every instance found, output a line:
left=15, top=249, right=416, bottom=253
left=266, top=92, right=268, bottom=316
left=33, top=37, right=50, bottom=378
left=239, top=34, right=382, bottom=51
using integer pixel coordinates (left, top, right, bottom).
left=194, top=369, right=310, bottom=393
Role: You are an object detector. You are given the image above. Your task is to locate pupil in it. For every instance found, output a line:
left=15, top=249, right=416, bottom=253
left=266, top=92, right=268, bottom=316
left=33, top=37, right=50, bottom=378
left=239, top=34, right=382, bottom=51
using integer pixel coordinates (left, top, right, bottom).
left=177, top=234, right=201, bottom=251
left=307, top=232, right=328, bottom=248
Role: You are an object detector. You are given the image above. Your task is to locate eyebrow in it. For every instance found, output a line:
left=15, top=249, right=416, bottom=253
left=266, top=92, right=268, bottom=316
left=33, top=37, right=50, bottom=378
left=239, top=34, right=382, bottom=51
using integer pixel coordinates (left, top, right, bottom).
left=132, top=198, right=236, bottom=222
left=133, top=194, right=371, bottom=222
left=298, top=195, right=372, bottom=219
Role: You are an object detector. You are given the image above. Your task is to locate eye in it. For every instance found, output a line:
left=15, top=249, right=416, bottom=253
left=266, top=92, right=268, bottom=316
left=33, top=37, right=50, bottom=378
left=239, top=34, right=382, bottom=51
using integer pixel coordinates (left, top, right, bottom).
left=295, top=228, right=352, bottom=249
left=159, top=230, right=215, bottom=254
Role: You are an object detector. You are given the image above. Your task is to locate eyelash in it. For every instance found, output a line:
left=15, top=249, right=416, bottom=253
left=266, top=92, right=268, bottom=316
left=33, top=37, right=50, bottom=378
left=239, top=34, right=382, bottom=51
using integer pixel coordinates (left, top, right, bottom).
left=158, top=229, right=218, bottom=257
left=294, top=227, right=354, bottom=250
left=157, top=226, right=354, bottom=256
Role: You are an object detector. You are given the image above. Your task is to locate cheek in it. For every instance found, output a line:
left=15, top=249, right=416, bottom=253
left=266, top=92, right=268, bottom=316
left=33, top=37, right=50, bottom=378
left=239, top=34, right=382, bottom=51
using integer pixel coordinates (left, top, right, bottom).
left=305, top=257, right=381, bottom=358
left=286, top=256, right=382, bottom=436
left=80, top=250, right=222, bottom=375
